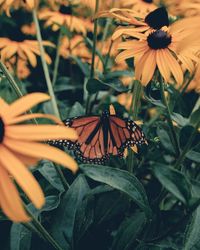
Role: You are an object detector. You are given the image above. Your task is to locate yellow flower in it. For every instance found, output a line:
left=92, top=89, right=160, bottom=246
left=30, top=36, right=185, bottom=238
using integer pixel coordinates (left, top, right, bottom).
left=0, top=93, right=78, bottom=222
left=115, top=16, right=199, bottom=86
left=5, top=58, right=31, bottom=80
left=39, top=5, right=87, bottom=34
left=0, top=37, right=53, bottom=67
left=21, top=22, right=36, bottom=36
left=121, top=0, right=159, bottom=14
left=0, top=0, right=38, bottom=14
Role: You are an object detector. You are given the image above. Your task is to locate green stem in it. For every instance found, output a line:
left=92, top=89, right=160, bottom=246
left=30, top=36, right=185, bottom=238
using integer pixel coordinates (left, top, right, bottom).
left=0, top=61, right=24, bottom=98
left=103, top=39, right=113, bottom=73
left=160, top=78, right=180, bottom=156
left=33, top=9, right=60, bottom=118
left=0, top=61, right=38, bottom=124
left=85, top=0, right=99, bottom=115
left=174, top=119, right=200, bottom=169
left=129, top=80, right=142, bottom=119
left=52, top=29, right=63, bottom=86
left=55, top=165, right=70, bottom=190
left=25, top=207, right=63, bottom=250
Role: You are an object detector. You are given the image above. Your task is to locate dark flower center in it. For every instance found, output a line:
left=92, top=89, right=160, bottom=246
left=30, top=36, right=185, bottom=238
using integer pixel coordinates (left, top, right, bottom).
left=143, top=0, right=153, bottom=3
left=0, top=118, right=5, bottom=143
left=59, top=5, right=72, bottom=14
left=147, top=30, right=172, bottom=49
left=145, top=7, right=169, bottom=29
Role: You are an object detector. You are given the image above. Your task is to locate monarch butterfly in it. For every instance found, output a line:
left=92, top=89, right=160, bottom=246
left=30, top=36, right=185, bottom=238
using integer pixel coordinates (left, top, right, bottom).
left=49, top=110, right=147, bottom=164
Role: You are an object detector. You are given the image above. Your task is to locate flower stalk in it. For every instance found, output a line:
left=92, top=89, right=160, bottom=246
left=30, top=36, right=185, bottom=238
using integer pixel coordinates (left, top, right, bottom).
left=160, top=77, right=180, bottom=156
left=33, top=9, right=60, bottom=118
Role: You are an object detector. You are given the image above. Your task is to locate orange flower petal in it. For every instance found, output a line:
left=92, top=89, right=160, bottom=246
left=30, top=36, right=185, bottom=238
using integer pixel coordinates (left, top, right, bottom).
left=0, top=165, right=30, bottom=222
left=3, top=93, right=50, bottom=120
left=0, top=146, right=45, bottom=209
left=6, top=124, right=78, bottom=141
left=4, top=139, right=78, bottom=173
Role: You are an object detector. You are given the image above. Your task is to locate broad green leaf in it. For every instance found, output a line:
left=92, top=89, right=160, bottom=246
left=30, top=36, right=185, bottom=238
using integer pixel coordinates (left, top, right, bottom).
left=112, top=212, right=146, bottom=250
left=80, top=164, right=152, bottom=218
left=74, top=194, right=94, bottom=244
left=190, top=107, right=200, bottom=126
left=50, top=175, right=90, bottom=249
left=171, top=112, right=189, bottom=127
left=38, top=160, right=65, bottom=192
left=184, top=206, right=200, bottom=250
left=186, top=150, right=200, bottom=163
left=10, top=224, right=32, bottom=250
left=152, top=163, right=191, bottom=204
left=68, top=102, right=85, bottom=117
left=156, top=127, right=175, bottom=154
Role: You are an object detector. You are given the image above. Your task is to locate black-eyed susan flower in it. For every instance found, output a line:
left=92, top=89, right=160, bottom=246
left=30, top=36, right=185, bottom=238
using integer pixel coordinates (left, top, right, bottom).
left=98, top=7, right=169, bottom=40
left=39, top=4, right=87, bottom=34
left=115, top=17, right=199, bottom=86
left=121, top=0, right=159, bottom=14
left=0, top=29, right=53, bottom=68
left=0, top=93, right=78, bottom=222
left=0, top=0, right=38, bottom=14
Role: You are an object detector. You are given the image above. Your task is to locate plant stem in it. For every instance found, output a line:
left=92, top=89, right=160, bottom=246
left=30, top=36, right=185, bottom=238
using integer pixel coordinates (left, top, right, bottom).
left=174, top=119, right=200, bottom=169
left=52, top=29, right=63, bottom=86
left=129, top=80, right=142, bottom=119
left=159, top=78, right=180, bottom=156
left=0, top=61, right=24, bottom=98
left=25, top=206, right=63, bottom=250
left=33, top=9, right=60, bottom=118
left=55, top=165, right=70, bottom=189
left=85, top=0, right=99, bottom=114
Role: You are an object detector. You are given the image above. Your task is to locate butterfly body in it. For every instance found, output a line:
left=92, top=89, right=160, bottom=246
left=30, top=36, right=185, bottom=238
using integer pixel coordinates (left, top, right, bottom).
left=49, top=111, right=147, bottom=164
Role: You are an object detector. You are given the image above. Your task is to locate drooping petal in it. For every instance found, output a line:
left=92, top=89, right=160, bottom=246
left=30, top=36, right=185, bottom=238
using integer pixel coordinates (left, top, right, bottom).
left=4, top=139, right=78, bottom=173
left=6, top=124, right=78, bottom=141
left=0, top=146, right=45, bottom=209
left=156, top=49, right=171, bottom=83
left=140, top=50, right=156, bottom=85
left=0, top=165, right=30, bottom=222
left=2, top=93, right=50, bottom=120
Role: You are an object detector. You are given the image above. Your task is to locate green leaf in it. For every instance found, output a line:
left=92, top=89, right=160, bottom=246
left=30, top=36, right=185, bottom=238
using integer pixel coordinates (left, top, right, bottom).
left=80, top=164, right=152, bottom=218
left=50, top=175, right=90, bottom=249
left=112, top=212, right=146, bottom=250
left=184, top=206, right=200, bottom=250
left=86, top=78, right=127, bottom=94
left=68, top=102, right=85, bottom=117
left=157, top=127, right=175, bottom=154
left=38, top=160, right=65, bottom=191
left=186, top=150, right=200, bottom=163
left=54, top=77, right=82, bottom=92
left=171, top=112, right=189, bottom=127
left=152, top=163, right=191, bottom=204
left=10, top=224, right=32, bottom=250
left=190, top=107, right=200, bottom=126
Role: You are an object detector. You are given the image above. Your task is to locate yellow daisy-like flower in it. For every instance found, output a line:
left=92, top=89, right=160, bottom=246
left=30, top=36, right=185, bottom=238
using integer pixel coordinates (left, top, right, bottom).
left=0, top=93, right=78, bottom=222
left=121, top=0, right=159, bottom=14
left=116, top=20, right=199, bottom=86
left=0, top=0, right=38, bottom=14
left=39, top=5, right=87, bottom=34
left=0, top=37, right=53, bottom=67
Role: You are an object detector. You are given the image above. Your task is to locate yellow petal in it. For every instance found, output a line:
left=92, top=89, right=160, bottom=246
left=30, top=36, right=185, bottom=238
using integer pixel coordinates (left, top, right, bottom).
left=6, top=113, right=63, bottom=125
left=109, top=104, right=116, bottom=115
left=6, top=124, right=78, bottom=141
left=0, top=165, right=30, bottom=222
left=0, top=146, right=45, bottom=209
left=4, top=139, right=78, bottom=173
left=3, top=93, right=50, bottom=120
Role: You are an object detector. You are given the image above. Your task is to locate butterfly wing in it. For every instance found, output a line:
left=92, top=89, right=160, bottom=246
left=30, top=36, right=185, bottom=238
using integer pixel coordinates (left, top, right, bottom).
left=108, top=116, right=147, bottom=156
left=49, top=114, right=147, bottom=164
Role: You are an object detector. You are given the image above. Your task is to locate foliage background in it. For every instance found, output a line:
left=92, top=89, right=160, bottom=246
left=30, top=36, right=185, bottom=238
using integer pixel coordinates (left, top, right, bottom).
left=0, top=0, right=200, bottom=250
